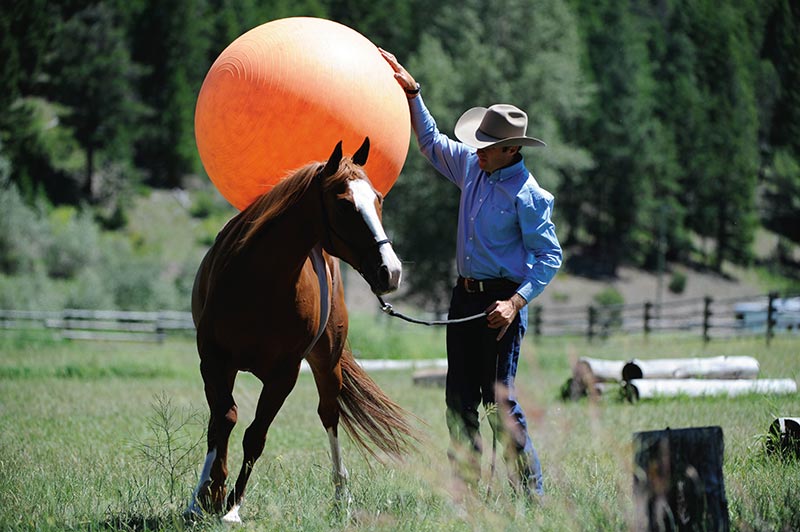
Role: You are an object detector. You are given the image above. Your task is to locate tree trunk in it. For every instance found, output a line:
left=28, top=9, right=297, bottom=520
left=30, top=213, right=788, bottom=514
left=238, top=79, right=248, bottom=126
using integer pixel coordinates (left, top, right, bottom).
left=84, top=144, right=94, bottom=200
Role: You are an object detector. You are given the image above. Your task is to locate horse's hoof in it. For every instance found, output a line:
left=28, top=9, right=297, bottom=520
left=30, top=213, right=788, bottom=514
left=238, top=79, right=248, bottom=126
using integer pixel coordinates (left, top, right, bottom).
left=184, top=497, right=206, bottom=521
left=221, top=504, right=242, bottom=524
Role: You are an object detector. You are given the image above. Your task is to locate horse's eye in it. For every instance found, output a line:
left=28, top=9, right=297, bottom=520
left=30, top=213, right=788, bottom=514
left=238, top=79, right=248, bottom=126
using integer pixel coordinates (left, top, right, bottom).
left=335, top=197, right=353, bottom=212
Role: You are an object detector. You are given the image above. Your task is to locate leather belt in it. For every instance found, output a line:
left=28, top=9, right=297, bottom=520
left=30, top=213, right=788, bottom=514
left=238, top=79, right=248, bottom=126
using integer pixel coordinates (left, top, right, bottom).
left=458, top=276, right=518, bottom=294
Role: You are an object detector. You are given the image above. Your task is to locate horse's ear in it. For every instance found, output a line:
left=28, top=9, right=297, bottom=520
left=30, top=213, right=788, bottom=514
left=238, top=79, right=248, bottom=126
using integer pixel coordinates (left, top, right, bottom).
left=321, top=141, right=344, bottom=177
left=352, top=137, right=370, bottom=166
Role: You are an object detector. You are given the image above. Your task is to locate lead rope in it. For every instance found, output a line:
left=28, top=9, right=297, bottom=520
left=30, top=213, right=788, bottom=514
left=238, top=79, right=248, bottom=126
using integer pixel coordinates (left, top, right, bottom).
left=376, top=295, right=486, bottom=326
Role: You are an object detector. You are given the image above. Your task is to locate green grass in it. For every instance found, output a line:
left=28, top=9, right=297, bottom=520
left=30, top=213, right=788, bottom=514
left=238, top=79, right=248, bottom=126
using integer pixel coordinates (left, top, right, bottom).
left=0, top=323, right=798, bottom=531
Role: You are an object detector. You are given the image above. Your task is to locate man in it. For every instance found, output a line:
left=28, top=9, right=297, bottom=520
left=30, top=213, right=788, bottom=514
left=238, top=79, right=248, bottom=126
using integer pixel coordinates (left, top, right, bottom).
left=381, top=49, right=563, bottom=497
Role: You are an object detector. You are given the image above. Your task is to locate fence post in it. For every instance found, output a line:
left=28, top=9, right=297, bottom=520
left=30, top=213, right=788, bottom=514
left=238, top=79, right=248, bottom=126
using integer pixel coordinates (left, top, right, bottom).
left=531, top=305, right=542, bottom=338
left=588, top=305, right=597, bottom=342
left=703, top=296, right=713, bottom=344
left=767, top=291, right=778, bottom=346
left=644, top=302, right=652, bottom=338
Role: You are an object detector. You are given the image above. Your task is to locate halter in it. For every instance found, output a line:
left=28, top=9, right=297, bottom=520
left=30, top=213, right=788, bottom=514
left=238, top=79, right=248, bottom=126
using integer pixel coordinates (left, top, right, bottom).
left=317, top=174, right=392, bottom=276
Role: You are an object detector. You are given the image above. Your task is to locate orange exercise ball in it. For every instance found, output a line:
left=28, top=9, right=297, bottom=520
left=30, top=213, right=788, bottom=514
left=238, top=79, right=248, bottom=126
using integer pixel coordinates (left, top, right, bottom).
left=195, top=17, right=410, bottom=210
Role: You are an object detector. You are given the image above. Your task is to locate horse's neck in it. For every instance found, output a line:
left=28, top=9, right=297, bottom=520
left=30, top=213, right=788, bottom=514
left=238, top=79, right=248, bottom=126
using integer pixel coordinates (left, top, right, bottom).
left=250, top=181, right=324, bottom=269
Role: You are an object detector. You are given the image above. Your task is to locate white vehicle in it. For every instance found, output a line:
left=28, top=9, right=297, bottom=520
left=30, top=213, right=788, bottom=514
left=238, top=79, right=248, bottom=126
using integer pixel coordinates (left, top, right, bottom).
left=734, top=297, right=800, bottom=331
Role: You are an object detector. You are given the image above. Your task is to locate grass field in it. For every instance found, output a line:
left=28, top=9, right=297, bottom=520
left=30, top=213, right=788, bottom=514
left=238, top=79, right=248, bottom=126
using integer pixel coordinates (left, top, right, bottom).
left=1, top=319, right=798, bottom=531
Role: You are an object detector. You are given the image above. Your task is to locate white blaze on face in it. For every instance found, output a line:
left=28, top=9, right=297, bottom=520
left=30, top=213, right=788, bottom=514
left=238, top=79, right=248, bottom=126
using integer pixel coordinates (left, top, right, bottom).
left=348, top=180, right=402, bottom=286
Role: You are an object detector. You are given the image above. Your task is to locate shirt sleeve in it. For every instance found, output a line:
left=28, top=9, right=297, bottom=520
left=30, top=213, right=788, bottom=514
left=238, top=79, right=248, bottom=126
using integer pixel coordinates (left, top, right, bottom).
left=515, top=186, right=563, bottom=303
left=409, top=96, right=472, bottom=188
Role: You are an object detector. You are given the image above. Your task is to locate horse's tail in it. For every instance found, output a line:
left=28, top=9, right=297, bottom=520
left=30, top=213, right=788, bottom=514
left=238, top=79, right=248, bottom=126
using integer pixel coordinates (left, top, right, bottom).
left=337, top=348, right=418, bottom=460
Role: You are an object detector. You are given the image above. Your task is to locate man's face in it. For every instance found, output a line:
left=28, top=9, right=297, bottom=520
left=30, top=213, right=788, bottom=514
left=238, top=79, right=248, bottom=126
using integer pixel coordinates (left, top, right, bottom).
left=476, top=145, right=517, bottom=173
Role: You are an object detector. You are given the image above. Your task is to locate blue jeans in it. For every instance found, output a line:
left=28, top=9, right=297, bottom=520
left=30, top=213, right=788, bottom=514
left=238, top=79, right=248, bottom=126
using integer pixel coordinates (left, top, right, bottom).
left=445, top=283, right=543, bottom=495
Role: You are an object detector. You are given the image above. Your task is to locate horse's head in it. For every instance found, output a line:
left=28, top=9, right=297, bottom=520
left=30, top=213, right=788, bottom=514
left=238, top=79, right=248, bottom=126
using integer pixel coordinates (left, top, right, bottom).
left=316, top=138, right=402, bottom=295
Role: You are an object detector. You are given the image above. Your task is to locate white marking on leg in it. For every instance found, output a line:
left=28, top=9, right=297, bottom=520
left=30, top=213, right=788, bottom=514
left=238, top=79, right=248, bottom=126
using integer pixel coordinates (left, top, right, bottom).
left=349, top=180, right=402, bottom=286
left=186, top=448, right=217, bottom=515
left=327, top=427, right=351, bottom=504
left=222, top=503, right=242, bottom=523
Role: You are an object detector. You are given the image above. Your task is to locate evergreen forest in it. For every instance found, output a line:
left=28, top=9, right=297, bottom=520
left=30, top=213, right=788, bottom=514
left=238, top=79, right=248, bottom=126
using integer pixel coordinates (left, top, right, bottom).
left=2, top=0, right=799, bottom=311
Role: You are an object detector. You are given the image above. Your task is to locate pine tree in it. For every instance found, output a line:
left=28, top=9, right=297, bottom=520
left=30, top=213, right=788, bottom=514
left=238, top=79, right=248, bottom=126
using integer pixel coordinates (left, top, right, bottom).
left=46, top=3, right=144, bottom=199
left=675, top=0, right=759, bottom=270
left=569, top=0, right=669, bottom=272
left=128, top=0, right=211, bottom=187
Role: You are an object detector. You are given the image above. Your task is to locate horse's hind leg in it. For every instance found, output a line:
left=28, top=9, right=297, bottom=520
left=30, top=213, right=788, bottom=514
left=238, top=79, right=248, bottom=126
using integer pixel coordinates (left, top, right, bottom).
left=224, top=361, right=302, bottom=523
left=187, top=357, right=237, bottom=516
left=308, top=352, right=351, bottom=505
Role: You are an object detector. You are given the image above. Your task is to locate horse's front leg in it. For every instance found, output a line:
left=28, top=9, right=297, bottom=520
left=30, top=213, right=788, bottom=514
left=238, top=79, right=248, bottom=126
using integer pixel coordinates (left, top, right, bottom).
left=224, top=363, right=302, bottom=523
left=186, top=361, right=237, bottom=518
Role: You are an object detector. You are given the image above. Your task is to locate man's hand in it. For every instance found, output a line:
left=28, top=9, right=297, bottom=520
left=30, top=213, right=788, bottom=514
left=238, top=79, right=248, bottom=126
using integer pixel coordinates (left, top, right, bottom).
left=379, top=48, right=418, bottom=96
left=486, top=293, right=527, bottom=340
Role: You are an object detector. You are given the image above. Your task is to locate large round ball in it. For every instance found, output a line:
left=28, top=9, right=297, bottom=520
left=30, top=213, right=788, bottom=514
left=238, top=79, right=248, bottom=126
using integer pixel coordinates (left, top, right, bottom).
left=195, top=17, right=410, bottom=210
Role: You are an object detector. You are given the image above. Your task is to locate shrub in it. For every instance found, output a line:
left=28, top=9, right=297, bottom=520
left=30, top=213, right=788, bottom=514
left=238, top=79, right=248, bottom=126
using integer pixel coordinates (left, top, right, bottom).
left=46, top=206, right=101, bottom=279
left=65, top=269, right=116, bottom=309
left=0, top=183, right=48, bottom=275
left=593, top=286, right=624, bottom=307
left=0, top=271, right=66, bottom=310
left=593, top=286, right=624, bottom=333
left=98, top=235, right=179, bottom=310
left=188, top=189, right=217, bottom=219
left=668, top=270, right=687, bottom=294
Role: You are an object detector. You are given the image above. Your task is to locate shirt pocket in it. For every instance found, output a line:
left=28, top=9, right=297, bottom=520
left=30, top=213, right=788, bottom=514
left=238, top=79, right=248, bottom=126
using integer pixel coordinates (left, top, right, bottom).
left=479, top=201, right=518, bottom=245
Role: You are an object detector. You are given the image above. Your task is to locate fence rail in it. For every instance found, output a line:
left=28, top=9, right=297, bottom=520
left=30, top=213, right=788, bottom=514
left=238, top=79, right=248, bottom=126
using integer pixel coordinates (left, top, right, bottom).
left=1, top=291, right=798, bottom=345
left=0, top=309, right=194, bottom=342
left=529, top=291, right=800, bottom=345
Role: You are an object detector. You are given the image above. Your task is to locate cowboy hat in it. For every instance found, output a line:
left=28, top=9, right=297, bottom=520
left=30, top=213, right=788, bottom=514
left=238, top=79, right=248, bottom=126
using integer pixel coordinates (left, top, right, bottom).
left=454, top=104, right=546, bottom=149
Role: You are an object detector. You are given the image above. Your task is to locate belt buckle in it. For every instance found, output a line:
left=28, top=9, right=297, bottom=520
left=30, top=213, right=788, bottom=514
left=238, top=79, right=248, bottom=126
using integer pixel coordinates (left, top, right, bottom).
left=464, top=278, right=483, bottom=293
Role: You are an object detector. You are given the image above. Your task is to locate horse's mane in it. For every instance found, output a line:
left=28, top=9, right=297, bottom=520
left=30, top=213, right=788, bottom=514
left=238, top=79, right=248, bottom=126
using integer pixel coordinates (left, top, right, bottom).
left=235, top=157, right=362, bottom=250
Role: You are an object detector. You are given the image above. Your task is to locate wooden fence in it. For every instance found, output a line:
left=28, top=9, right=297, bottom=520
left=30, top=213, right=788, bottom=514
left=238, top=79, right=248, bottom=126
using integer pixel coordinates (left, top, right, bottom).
left=1, top=291, right=798, bottom=344
left=529, top=291, right=800, bottom=344
left=0, top=309, right=195, bottom=342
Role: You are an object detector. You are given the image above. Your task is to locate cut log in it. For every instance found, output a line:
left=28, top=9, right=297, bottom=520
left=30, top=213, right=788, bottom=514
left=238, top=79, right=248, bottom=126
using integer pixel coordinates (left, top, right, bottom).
left=577, top=357, right=626, bottom=381
left=633, top=426, right=729, bottom=532
left=766, top=417, right=800, bottom=459
left=563, top=357, right=626, bottom=399
left=622, top=356, right=760, bottom=381
left=625, top=378, right=797, bottom=402
left=412, top=368, right=447, bottom=387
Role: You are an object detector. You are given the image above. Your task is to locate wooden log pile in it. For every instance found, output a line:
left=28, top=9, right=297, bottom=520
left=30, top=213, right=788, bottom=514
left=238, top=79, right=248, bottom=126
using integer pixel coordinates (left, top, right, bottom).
left=562, top=355, right=798, bottom=402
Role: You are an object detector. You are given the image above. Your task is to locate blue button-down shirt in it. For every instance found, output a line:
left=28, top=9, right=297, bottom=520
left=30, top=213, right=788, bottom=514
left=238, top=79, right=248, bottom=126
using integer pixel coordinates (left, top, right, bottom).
left=410, top=96, right=563, bottom=303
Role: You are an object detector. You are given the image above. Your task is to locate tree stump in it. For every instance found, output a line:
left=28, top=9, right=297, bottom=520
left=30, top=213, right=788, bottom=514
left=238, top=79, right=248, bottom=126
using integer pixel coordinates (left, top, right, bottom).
left=633, top=426, right=729, bottom=532
left=766, top=417, right=800, bottom=459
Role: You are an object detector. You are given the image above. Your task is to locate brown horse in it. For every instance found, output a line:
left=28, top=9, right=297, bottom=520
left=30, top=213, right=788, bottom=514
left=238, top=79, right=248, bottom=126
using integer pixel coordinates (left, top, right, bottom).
left=186, top=139, right=415, bottom=522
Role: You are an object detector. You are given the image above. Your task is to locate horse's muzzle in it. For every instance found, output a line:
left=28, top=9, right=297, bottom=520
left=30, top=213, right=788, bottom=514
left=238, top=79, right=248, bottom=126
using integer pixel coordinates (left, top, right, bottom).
left=365, top=243, right=402, bottom=295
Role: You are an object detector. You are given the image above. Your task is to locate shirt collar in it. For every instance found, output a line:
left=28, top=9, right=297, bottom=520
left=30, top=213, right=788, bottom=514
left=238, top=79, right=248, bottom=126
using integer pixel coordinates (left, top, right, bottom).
left=487, top=156, right=526, bottom=182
